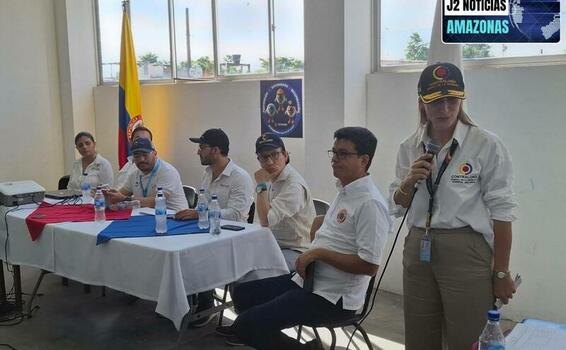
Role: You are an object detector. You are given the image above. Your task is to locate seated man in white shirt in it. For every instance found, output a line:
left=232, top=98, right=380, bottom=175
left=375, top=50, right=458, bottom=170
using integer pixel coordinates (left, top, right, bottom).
left=175, top=128, right=253, bottom=328
left=175, top=128, right=253, bottom=221
left=106, top=138, right=188, bottom=212
left=115, top=126, right=153, bottom=190
left=216, top=127, right=392, bottom=350
left=253, top=133, right=316, bottom=270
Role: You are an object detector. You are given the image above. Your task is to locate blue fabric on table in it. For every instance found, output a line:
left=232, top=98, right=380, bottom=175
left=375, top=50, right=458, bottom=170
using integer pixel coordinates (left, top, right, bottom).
left=96, top=215, right=208, bottom=245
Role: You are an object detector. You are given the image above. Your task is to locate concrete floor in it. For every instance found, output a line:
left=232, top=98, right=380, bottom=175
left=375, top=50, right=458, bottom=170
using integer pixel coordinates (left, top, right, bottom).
left=0, top=265, right=513, bottom=350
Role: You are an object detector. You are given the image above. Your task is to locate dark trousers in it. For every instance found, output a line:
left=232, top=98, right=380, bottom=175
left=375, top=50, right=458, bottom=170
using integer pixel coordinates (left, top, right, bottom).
left=232, top=274, right=355, bottom=350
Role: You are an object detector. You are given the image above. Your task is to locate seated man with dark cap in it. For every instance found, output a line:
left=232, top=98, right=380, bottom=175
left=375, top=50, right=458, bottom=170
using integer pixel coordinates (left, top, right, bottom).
left=106, top=138, right=188, bottom=212
left=175, top=128, right=253, bottom=222
left=253, top=132, right=316, bottom=270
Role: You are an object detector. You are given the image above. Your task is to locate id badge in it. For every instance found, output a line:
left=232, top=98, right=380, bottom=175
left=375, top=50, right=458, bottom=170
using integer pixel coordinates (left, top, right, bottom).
left=419, top=236, right=431, bottom=263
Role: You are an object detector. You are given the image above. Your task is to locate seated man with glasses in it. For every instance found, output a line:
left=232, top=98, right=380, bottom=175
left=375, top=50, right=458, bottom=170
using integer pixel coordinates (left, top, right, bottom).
left=253, top=132, right=316, bottom=271
left=218, top=127, right=391, bottom=349
left=105, top=138, right=188, bottom=212
left=176, top=128, right=254, bottom=222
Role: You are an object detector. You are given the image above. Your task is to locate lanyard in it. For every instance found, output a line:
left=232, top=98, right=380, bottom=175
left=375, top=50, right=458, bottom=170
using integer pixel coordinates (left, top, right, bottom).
left=139, top=159, right=161, bottom=197
left=423, top=139, right=458, bottom=233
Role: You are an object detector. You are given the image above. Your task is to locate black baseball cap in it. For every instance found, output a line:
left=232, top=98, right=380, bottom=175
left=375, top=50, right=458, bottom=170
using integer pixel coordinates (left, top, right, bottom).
left=418, top=62, right=465, bottom=104
left=255, top=132, right=285, bottom=153
left=189, top=128, right=229, bottom=150
left=131, top=138, right=155, bottom=153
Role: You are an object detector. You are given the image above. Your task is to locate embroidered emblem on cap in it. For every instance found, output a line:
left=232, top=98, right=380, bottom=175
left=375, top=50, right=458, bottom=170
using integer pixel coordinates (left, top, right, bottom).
left=336, top=208, right=348, bottom=224
left=433, top=66, right=449, bottom=80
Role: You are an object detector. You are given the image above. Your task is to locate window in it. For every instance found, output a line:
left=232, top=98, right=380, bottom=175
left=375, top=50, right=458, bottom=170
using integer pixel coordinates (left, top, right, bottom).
left=96, top=0, right=304, bottom=83
left=379, top=0, right=566, bottom=69
left=273, top=0, right=304, bottom=73
left=173, top=0, right=215, bottom=79
left=216, top=0, right=270, bottom=75
left=97, top=0, right=171, bottom=82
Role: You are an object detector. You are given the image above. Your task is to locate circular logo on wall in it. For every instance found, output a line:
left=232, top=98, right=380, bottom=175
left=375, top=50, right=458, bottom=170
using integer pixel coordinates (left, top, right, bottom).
left=261, top=82, right=301, bottom=136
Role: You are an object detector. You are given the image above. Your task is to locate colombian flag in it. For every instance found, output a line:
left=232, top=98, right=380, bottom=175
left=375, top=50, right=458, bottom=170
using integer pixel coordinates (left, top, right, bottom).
left=118, top=5, right=143, bottom=168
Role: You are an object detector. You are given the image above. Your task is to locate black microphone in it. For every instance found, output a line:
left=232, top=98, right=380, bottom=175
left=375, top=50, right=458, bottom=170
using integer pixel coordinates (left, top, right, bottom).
left=414, top=140, right=440, bottom=189
left=425, top=140, right=441, bottom=157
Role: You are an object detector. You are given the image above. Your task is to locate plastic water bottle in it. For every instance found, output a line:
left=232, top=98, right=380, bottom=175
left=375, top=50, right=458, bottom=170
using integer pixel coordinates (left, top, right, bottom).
left=208, top=194, right=221, bottom=235
left=155, top=187, right=167, bottom=234
left=80, top=181, right=91, bottom=202
left=479, top=310, right=505, bottom=350
left=197, top=188, right=209, bottom=230
left=94, top=186, right=106, bottom=222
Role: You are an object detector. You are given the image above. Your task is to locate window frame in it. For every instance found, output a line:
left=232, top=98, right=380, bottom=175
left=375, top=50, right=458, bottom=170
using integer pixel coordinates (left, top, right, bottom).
left=373, top=0, right=566, bottom=73
left=94, top=0, right=304, bottom=85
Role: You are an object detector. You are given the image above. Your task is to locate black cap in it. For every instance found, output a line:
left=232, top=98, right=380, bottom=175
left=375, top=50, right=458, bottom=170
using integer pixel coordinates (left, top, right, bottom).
left=255, top=132, right=285, bottom=153
left=418, top=62, right=465, bottom=104
left=131, top=138, right=155, bottom=153
left=189, top=129, right=229, bottom=150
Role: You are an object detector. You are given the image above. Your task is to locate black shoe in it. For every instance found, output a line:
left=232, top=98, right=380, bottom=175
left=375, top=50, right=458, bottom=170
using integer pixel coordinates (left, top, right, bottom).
left=225, top=335, right=245, bottom=347
left=188, top=313, right=216, bottom=328
left=216, top=325, right=236, bottom=337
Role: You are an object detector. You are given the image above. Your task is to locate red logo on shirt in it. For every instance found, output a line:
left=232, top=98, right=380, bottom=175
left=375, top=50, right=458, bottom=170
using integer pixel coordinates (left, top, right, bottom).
left=336, top=208, right=348, bottom=224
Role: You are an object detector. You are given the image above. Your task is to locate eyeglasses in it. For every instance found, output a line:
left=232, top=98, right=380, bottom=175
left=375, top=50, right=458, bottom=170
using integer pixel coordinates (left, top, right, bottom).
left=327, top=149, right=359, bottom=160
left=257, top=150, right=282, bottom=163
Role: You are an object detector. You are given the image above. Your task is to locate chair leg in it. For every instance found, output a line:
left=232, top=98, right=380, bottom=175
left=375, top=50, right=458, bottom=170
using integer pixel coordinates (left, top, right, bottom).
left=296, top=325, right=303, bottom=341
left=217, top=284, right=230, bottom=327
left=327, top=328, right=336, bottom=350
left=354, top=324, right=373, bottom=350
left=27, top=270, right=50, bottom=318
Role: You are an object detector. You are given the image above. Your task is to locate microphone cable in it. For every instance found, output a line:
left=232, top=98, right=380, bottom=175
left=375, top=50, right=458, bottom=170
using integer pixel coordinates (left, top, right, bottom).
left=345, top=185, right=419, bottom=350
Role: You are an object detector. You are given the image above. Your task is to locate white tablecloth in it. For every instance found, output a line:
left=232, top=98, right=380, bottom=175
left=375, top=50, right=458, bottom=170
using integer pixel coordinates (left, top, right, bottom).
left=0, top=205, right=289, bottom=329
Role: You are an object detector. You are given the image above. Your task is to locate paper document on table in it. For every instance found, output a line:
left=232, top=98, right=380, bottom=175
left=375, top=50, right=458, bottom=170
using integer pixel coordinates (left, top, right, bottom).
left=506, top=323, right=566, bottom=349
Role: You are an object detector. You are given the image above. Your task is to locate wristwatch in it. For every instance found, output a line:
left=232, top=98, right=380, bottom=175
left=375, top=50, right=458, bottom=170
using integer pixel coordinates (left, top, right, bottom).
left=494, top=270, right=510, bottom=279
left=255, top=182, right=268, bottom=194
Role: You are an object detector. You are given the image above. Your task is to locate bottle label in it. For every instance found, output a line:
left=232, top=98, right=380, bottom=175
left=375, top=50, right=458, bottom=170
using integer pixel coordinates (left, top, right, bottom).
left=155, top=208, right=167, bottom=216
left=197, top=203, right=207, bottom=212
left=95, top=199, right=105, bottom=208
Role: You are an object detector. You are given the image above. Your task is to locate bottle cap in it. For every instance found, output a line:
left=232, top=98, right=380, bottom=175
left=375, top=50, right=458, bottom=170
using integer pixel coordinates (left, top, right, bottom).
left=211, top=194, right=218, bottom=200
left=487, top=310, right=500, bottom=321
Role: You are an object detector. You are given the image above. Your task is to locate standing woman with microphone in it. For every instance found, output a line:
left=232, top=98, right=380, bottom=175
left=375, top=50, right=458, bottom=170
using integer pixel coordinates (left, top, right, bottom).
left=390, top=63, right=517, bottom=349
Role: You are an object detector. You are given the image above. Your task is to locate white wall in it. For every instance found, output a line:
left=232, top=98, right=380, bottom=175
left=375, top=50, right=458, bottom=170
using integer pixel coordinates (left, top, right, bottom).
left=367, top=65, right=566, bottom=322
left=0, top=0, right=65, bottom=188
left=93, top=81, right=306, bottom=189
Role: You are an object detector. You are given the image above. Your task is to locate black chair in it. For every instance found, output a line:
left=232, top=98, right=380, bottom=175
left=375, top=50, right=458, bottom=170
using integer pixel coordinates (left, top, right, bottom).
left=297, top=272, right=377, bottom=350
left=183, top=185, right=198, bottom=209
left=313, top=198, right=330, bottom=216
left=247, top=202, right=255, bottom=224
left=58, top=175, right=70, bottom=190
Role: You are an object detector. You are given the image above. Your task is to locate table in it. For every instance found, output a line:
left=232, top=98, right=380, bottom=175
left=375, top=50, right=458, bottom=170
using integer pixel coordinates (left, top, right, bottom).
left=0, top=204, right=289, bottom=330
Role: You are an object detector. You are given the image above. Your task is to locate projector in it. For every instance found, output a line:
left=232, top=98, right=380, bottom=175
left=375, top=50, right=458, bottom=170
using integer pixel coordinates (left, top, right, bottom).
left=0, top=180, right=45, bottom=206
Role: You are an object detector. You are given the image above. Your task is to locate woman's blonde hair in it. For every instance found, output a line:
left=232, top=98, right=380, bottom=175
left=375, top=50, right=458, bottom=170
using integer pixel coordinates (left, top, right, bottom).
left=418, top=99, right=476, bottom=127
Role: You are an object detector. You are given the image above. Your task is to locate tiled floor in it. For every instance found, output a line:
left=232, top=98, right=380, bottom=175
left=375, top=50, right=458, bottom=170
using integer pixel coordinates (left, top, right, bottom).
left=0, top=265, right=513, bottom=350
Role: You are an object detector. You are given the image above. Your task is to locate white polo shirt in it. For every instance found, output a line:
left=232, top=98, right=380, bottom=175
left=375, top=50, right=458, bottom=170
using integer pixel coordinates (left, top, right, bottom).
left=292, top=175, right=391, bottom=311
left=389, top=120, right=517, bottom=248
left=267, top=165, right=315, bottom=251
left=67, top=154, right=114, bottom=191
left=122, top=158, right=188, bottom=212
left=200, top=159, right=254, bottom=222
left=115, top=156, right=138, bottom=191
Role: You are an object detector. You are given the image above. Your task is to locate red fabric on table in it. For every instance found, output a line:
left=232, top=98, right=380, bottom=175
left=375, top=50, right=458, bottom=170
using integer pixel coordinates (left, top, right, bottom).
left=25, top=202, right=132, bottom=241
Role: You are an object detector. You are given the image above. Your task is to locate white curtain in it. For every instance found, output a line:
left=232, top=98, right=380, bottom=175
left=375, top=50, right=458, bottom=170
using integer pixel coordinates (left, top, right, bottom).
left=427, top=0, right=462, bottom=68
